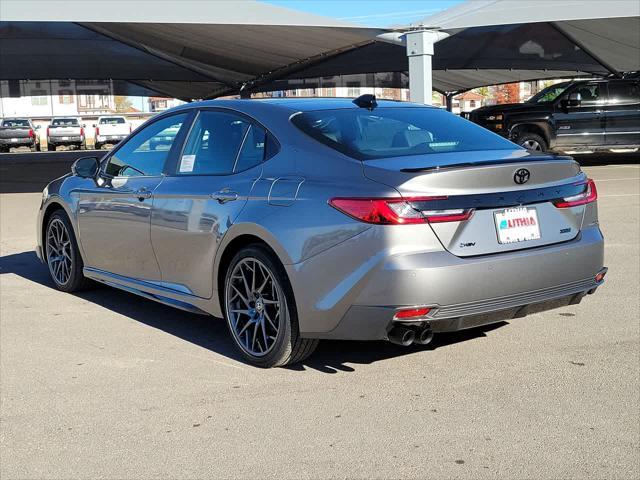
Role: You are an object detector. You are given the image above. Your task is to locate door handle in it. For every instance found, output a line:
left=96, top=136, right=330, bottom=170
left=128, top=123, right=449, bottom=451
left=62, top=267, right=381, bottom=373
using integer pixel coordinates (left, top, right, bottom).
left=135, top=187, right=152, bottom=201
left=211, top=189, right=239, bottom=204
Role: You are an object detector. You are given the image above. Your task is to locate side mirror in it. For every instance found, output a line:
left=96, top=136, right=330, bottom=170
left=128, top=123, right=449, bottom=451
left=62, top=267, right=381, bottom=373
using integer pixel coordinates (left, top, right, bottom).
left=82, top=124, right=86, bottom=128
left=71, top=156, right=99, bottom=178
left=563, top=92, right=582, bottom=108
left=92, top=124, right=97, bottom=128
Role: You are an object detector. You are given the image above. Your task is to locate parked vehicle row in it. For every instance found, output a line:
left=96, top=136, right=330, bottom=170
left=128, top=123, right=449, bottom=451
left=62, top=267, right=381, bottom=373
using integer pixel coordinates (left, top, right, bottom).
left=38, top=96, right=606, bottom=368
left=469, top=76, right=640, bottom=154
left=0, top=115, right=132, bottom=152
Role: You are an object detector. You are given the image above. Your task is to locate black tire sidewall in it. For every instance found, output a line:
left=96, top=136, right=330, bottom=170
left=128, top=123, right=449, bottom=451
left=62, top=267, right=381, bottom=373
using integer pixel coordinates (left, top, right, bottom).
left=518, top=132, right=548, bottom=152
left=223, top=245, right=297, bottom=368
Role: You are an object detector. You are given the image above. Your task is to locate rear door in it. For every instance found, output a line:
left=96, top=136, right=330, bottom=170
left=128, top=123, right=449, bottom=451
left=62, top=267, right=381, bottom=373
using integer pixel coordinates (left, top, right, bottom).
left=554, top=82, right=606, bottom=147
left=604, top=80, right=640, bottom=146
left=151, top=109, right=272, bottom=298
left=76, top=112, right=189, bottom=281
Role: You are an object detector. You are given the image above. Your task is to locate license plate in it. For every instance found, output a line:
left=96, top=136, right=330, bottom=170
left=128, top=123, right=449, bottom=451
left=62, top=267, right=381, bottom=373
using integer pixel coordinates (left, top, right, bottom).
left=494, top=207, right=541, bottom=244
left=62, top=136, right=69, bottom=140
left=11, top=138, right=18, bottom=142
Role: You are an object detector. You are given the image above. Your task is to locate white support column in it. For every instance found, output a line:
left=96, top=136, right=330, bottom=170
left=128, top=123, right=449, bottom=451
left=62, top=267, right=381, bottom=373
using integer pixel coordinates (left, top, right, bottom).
left=405, top=29, right=448, bottom=105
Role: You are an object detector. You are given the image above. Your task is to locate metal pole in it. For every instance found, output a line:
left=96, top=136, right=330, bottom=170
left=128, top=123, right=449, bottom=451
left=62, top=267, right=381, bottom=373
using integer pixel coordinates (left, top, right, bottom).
left=446, top=93, right=454, bottom=112
left=405, top=29, right=449, bottom=105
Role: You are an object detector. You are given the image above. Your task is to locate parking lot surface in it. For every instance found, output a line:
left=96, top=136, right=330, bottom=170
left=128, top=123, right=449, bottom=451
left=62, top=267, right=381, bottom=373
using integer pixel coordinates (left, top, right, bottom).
left=1, top=157, right=638, bottom=479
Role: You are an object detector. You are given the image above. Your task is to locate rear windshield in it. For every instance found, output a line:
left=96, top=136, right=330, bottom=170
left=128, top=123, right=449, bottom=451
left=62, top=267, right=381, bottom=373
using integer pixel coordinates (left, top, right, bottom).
left=99, top=117, right=125, bottom=125
left=51, top=118, right=79, bottom=126
left=291, top=107, right=516, bottom=160
left=2, top=119, right=29, bottom=128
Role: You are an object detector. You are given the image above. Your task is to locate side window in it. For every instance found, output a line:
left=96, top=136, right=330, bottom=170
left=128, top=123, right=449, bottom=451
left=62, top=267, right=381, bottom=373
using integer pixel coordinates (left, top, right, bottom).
left=234, top=124, right=267, bottom=172
left=608, top=82, right=640, bottom=105
left=572, top=84, right=602, bottom=105
left=105, top=113, right=187, bottom=177
left=178, top=111, right=250, bottom=175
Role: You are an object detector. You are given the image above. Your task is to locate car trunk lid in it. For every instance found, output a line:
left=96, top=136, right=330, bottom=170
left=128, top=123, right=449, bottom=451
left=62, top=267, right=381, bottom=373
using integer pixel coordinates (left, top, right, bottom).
left=362, top=149, right=588, bottom=257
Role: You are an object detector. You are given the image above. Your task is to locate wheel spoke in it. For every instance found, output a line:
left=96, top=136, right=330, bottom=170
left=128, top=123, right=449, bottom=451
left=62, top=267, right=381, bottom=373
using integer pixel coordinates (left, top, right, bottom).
left=264, top=310, right=278, bottom=331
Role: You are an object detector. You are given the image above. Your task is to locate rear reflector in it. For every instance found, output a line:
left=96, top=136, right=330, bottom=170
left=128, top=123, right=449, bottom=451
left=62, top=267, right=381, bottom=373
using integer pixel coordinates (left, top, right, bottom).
left=394, top=307, right=431, bottom=320
left=553, top=179, right=597, bottom=208
left=329, top=197, right=473, bottom=225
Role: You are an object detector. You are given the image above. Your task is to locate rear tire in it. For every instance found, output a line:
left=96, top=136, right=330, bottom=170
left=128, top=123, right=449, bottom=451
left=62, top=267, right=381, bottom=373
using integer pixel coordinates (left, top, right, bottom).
left=223, top=244, right=318, bottom=368
left=517, top=132, right=548, bottom=152
left=45, top=211, right=92, bottom=292
left=80, top=142, right=86, bottom=150
left=47, top=144, right=56, bottom=152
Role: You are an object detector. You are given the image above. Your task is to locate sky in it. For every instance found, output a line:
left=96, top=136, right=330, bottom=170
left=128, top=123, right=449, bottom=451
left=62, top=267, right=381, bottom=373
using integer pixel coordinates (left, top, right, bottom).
left=261, top=0, right=464, bottom=27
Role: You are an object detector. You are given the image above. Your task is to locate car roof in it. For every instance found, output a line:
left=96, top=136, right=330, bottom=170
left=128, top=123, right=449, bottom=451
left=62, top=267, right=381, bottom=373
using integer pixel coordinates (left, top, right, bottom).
left=184, top=97, right=432, bottom=113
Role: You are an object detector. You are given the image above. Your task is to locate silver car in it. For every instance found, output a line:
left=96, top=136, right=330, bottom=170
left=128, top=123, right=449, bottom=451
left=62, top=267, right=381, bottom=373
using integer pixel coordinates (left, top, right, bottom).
left=37, top=96, right=607, bottom=368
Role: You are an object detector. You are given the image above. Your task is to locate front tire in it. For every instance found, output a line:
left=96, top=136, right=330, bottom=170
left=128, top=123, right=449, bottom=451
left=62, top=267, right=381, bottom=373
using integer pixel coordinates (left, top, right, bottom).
left=517, top=132, right=548, bottom=152
left=223, top=245, right=318, bottom=368
left=45, top=211, right=91, bottom=292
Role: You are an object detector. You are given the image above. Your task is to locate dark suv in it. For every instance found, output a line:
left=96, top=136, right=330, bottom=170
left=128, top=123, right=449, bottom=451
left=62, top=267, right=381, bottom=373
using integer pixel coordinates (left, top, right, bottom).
left=469, top=77, right=640, bottom=154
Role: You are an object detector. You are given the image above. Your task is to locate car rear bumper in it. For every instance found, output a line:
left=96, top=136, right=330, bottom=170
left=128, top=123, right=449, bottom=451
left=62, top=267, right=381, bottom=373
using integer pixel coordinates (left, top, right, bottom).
left=96, top=135, right=126, bottom=143
left=49, top=136, right=83, bottom=144
left=303, top=226, right=605, bottom=340
left=0, top=138, right=34, bottom=146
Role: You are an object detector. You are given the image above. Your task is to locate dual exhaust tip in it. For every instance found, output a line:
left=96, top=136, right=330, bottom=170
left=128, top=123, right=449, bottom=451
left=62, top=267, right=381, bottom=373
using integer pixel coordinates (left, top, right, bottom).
left=388, top=325, right=433, bottom=347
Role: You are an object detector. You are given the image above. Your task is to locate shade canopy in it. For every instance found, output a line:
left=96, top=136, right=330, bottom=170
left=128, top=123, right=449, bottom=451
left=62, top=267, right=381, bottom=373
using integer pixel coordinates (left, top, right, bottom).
left=279, top=0, right=640, bottom=94
left=0, top=0, right=383, bottom=99
left=1, top=0, right=639, bottom=99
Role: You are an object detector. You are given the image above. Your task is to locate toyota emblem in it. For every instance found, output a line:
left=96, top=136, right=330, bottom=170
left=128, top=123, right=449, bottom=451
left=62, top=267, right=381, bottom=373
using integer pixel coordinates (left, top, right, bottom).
left=514, top=168, right=530, bottom=185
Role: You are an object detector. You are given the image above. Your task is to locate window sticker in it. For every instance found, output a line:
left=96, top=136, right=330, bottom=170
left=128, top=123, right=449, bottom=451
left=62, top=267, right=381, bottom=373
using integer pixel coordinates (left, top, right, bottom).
left=179, top=154, right=196, bottom=173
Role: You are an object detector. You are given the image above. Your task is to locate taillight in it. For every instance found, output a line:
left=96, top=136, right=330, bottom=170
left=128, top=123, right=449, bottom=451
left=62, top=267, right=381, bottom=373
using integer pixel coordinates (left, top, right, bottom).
left=129, top=124, right=132, bottom=133
left=394, top=307, right=431, bottom=320
left=46, top=127, right=50, bottom=137
left=329, top=197, right=473, bottom=224
left=80, top=127, right=84, bottom=137
left=96, top=127, right=100, bottom=136
left=28, top=129, right=34, bottom=138
left=553, top=179, right=597, bottom=208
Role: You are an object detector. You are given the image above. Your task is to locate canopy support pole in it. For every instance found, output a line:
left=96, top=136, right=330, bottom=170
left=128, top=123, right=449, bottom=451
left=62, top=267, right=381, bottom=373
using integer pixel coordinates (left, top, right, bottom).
left=405, top=29, right=450, bottom=105
left=445, top=92, right=454, bottom=112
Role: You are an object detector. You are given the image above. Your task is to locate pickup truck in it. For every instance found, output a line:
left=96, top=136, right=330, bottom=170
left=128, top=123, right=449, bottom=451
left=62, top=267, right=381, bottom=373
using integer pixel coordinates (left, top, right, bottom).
left=94, top=116, right=131, bottom=149
left=0, top=118, right=41, bottom=152
left=468, top=76, right=640, bottom=154
left=47, top=117, right=86, bottom=151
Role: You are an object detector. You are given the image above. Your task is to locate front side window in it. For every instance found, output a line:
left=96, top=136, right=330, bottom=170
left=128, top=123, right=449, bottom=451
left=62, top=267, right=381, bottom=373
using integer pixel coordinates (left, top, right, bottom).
left=527, top=82, right=570, bottom=104
left=571, top=84, right=602, bottom=104
left=178, top=111, right=259, bottom=175
left=292, top=107, right=516, bottom=160
left=105, top=113, right=187, bottom=177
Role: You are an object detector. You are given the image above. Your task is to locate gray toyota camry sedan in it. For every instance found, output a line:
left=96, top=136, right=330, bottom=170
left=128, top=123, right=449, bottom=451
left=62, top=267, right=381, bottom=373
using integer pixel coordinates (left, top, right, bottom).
left=37, top=96, right=607, bottom=367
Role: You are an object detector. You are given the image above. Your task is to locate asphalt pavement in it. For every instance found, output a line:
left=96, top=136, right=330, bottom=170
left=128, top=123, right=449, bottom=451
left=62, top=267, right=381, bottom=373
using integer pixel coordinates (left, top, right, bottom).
left=0, top=154, right=638, bottom=479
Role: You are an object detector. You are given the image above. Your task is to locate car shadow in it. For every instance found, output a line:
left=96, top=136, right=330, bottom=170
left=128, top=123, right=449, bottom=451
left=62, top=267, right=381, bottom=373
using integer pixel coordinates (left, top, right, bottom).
left=1, top=250, right=508, bottom=373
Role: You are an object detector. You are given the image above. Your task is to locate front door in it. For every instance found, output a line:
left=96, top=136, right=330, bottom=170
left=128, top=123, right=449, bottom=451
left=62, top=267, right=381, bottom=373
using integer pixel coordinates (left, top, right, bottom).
left=151, top=109, right=273, bottom=298
left=554, top=82, right=606, bottom=147
left=605, top=80, right=640, bottom=146
left=76, top=112, right=189, bottom=281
